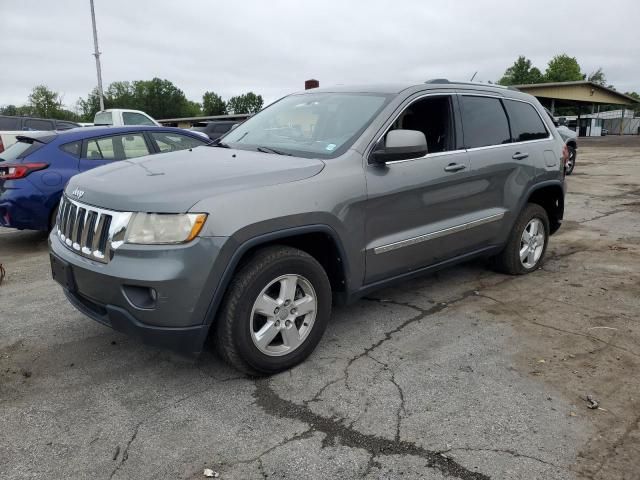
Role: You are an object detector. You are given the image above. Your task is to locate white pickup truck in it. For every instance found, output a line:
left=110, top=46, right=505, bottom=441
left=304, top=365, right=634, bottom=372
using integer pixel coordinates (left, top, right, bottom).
left=93, top=109, right=160, bottom=127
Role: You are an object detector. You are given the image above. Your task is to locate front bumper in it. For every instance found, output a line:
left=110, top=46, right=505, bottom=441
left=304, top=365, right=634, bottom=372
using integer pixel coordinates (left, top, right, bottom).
left=49, top=231, right=229, bottom=354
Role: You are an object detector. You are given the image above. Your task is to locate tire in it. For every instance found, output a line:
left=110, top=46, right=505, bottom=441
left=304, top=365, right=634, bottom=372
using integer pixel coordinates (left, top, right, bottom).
left=491, top=203, right=550, bottom=275
left=214, top=245, right=332, bottom=376
left=565, top=146, right=576, bottom=175
left=48, top=204, right=59, bottom=232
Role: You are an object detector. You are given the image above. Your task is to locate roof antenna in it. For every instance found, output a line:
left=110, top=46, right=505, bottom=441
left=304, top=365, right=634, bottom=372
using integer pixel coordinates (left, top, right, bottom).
left=470, top=71, right=478, bottom=82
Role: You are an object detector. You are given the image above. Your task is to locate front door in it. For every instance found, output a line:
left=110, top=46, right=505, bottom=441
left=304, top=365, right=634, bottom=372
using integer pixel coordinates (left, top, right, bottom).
left=364, top=93, right=481, bottom=284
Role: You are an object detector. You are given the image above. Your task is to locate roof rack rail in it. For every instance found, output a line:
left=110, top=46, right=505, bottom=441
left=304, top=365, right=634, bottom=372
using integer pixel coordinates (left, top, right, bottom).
left=424, top=79, right=512, bottom=89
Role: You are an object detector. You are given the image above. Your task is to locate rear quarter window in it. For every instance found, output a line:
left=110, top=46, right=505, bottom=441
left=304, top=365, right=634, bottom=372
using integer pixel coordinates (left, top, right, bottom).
left=460, top=96, right=511, bottom=148
left=60, top=141, right=81, bottom=158
left=504, top=100, right=549, bottom=142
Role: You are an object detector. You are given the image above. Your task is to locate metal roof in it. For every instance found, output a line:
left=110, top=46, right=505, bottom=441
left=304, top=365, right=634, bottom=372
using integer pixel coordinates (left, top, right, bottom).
left=513, top=81, right=639, bottom=104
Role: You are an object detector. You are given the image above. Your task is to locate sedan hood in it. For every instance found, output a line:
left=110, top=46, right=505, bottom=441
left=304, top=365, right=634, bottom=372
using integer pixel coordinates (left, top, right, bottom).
left=65, top=147, right=325, bottom=213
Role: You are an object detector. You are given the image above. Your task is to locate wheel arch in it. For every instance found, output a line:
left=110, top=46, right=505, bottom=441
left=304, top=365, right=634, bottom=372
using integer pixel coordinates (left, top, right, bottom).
left=203, top=225, right=351, bottom=331
left=524, top=181, right=565, bottom=235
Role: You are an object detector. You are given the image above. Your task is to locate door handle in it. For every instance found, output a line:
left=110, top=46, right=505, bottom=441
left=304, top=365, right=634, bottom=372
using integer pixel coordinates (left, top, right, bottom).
left=444, top=163, right=466, bottom=172
left=512, top=152, right=529, bottom=160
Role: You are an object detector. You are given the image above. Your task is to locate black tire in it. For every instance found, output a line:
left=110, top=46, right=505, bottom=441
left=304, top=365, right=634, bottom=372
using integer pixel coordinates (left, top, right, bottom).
left=214, top=245, right=332, bottom=376
left=491, top=203, right=550, bottom=275
left=48, top=204, right=59, bottom=232
left=565, top=146, right=576, bottom=175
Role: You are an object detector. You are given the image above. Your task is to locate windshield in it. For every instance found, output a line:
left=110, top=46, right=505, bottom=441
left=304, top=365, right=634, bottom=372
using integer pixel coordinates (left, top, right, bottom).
left=94, top=111, right=113, bottom=126
left=221, top=92, right=391, bottom=158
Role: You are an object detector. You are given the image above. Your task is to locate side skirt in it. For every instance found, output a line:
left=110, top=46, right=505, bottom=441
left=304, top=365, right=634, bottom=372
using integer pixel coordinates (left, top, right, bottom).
left=346, top=245, right=502, bottom=304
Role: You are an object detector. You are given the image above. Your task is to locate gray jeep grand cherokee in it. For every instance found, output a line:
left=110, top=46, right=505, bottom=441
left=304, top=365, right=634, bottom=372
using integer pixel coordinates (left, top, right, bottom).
left=50, top=80, right=566, bottom=375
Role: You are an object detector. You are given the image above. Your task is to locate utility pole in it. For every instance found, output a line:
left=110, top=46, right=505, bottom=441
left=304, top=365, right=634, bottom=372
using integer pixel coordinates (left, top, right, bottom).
left=90, top=0, right=105, bottom=111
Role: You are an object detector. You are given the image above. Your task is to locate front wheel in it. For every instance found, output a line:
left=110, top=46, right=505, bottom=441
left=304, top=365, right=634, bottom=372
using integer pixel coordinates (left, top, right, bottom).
left=491, top=204, right=549, bottom=275
left=214, top=246, right=332, bottom=376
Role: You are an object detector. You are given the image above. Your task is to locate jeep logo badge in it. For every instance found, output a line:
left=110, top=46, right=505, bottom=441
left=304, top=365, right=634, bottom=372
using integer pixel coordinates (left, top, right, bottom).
left=71, top=188, right=85, bottom=199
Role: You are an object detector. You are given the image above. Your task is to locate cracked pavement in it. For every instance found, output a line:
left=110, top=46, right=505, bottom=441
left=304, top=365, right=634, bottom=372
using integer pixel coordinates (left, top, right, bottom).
left=1, top=136, right=640, bottom=479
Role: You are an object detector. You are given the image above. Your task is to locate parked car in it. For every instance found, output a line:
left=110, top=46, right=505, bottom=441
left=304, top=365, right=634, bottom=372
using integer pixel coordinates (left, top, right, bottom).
left=190, top=120, right=238, bottom=140
left=50, top=81, right=566, bottom=375
left=544, top=108, right=578, bottom=175
left=0, top=115, right=81, bottom=153
left=93, top=109, right=160, bottom=127
left=601, top=128, right=608, bottom=136
left=0, top=126, right=210, bottom=231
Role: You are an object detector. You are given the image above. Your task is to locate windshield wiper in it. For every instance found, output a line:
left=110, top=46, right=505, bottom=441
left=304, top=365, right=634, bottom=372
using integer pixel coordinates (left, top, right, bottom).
left=256, top=146, right=292, bottom=156
left=210, top=138, right=230, bottom=148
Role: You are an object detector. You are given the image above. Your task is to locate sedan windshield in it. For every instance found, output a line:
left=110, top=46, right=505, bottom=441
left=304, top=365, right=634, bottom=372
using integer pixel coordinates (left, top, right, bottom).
left=221, top=92, right=391, bottom=158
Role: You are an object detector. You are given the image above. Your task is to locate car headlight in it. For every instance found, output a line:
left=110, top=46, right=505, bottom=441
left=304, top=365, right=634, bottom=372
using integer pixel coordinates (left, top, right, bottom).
left=125, top=213, right=207, bottom=244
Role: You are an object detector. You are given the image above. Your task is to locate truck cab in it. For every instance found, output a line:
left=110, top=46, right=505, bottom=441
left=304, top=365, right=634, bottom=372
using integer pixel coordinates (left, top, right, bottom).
left=93, top=109, right=160, bottom=127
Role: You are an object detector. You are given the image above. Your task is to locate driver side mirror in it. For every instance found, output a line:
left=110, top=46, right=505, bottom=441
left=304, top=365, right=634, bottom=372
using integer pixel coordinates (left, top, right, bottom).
left=370, top=129, right=428, bottom=164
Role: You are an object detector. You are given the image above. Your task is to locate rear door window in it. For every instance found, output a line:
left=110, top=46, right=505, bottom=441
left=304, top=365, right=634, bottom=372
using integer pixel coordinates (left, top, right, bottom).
left=460, top=96, right=511, bottom=148
left=504, top=100, right=549, bottom=142
left=24, top=119, right=54, bottom=130
left=85, top=137, right=117, bottom=160
left=149, top=131, right=208, bottom=153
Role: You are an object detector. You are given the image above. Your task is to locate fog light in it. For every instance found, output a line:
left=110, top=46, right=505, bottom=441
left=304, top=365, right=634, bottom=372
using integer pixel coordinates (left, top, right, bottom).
left=122, top=285, right=158, bottom=310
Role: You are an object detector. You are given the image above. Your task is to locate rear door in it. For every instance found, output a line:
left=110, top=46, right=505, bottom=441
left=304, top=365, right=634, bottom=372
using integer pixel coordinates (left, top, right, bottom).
left=457, top=93, right=547, bottom=247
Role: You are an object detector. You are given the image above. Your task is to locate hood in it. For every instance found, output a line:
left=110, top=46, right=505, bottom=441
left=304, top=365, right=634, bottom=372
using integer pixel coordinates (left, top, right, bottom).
left=65, top=146, right=325, bottom=212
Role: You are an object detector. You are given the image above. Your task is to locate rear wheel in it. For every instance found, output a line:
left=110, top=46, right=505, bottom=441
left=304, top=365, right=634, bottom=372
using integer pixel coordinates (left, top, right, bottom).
left=492, top=203, right=549, bottom=275
left=214, top=246, right=332, bottom=376
left=565, top=146, right=576, bottom=175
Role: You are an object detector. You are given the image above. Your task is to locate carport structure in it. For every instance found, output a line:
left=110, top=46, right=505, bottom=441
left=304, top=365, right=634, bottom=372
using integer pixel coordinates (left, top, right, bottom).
left=514, top=81, right=640, bottom=136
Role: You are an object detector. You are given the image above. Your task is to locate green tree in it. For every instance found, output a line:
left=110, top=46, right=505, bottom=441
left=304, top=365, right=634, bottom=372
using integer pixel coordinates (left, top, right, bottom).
left=0, top=105, right=19, bottom=116
left=227, top=92, right=263, bottom=114
left=202, top=91, right=226, bottom=115
left=76, top=88, right=103, bottom=121
left=545, top=54, right=585, bottom=82
left=183, top=100, right=202, bottom=117
left=587, top=68, right=606, bottom=85
left=498, top=56, right=544, bottom=85
left=28, top=85, right=63, bottom=118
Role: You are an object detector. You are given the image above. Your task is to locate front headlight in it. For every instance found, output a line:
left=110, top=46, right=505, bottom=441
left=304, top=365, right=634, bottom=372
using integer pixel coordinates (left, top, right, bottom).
left=125, top=213, right=207, bottom=245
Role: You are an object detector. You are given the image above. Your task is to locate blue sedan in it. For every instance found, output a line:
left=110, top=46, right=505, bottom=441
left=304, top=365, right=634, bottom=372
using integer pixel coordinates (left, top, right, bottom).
left=0, top=126, right=211, bottom=231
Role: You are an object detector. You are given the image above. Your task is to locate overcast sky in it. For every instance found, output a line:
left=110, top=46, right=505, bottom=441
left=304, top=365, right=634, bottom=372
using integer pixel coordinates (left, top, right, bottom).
left=2, top=0, right=639, bottom=111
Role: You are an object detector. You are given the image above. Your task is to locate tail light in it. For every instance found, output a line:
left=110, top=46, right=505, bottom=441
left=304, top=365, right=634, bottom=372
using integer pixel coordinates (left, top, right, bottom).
left=561, top=145, right=569, bottom=175
left=0, top=136, right=4, bottom=154
left=0, top=163, right=48, bottom=180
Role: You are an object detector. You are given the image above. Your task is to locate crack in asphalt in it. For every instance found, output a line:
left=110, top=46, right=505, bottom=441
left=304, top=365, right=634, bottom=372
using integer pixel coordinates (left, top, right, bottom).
left=475, top=292, right=640, bottom=359
left=250, top=289, right=496, bottom=480
left=586, top=411, right=640, bottom=479
left=253, top=377, right=491, bottom=480
left=108, top=385, right=219, bottom=479
left=441, top=446, right=569, bottom=472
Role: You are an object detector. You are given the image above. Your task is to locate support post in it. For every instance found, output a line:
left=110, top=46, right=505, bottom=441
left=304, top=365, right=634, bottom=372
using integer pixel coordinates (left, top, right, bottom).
left=90, top=0, right=105, bottom=111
